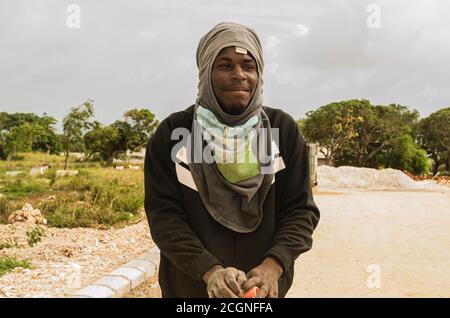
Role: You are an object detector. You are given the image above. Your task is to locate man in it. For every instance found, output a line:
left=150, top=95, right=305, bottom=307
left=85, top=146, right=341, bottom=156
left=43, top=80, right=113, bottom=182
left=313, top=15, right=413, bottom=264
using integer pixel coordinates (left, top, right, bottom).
left=144, top=22, right=320, bottom=298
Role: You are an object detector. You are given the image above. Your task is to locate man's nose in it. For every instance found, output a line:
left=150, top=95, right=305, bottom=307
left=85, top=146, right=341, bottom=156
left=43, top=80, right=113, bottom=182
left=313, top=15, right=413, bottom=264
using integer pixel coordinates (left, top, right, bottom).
left=231, top=65, right=246, bottom=81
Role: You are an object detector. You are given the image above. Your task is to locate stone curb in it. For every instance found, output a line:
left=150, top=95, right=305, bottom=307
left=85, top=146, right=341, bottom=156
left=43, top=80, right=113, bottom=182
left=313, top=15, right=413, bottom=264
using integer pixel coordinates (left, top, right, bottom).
left=70, top=246, right=160, bottom=298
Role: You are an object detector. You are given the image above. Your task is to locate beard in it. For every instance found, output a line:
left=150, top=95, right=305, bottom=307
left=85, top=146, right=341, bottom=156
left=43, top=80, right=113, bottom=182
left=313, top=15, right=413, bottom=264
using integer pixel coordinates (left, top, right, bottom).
left=221, top=102, right=247, bottom=115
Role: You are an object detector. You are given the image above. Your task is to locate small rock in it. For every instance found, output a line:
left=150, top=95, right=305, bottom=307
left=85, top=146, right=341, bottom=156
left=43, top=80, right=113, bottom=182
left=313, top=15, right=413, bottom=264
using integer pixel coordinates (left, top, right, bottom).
left=62, top=247, right=74, bottom=258
left=32, top=273, right=43, bottom=279
left=8, top=203, right=47, bottom=225
left=69, top=262, right=82, bottom=271
left=12, top=267, right=25, bottom=274
left=99, top=237, right=109, bottom=244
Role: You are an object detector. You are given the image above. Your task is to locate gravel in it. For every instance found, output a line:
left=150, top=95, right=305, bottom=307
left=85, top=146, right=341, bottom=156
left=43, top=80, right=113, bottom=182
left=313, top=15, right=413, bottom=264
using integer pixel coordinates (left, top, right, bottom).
left=0, top=220, right=153, bottom=298
left=317, top=165, right=448, bottom=191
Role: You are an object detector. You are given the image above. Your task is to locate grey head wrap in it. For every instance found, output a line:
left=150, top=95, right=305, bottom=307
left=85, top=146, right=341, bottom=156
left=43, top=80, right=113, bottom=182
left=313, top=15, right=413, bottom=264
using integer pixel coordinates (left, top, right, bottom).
left=187, top=22, right=274, bottom=233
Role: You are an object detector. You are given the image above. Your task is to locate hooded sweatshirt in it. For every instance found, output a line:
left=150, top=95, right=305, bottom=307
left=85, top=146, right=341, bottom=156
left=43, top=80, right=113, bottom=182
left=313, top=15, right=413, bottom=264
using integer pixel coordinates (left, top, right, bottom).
left=144, top=104, right=320, bottom=298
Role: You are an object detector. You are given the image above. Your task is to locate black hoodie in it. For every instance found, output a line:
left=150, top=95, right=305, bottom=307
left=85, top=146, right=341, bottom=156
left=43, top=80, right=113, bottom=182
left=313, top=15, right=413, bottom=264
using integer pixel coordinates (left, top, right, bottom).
left=144, top=105, right=320, bottom=298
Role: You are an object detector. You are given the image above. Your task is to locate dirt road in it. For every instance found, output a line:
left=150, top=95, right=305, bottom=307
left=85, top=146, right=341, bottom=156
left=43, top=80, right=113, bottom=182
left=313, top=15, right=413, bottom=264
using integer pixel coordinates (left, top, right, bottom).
left=286, top=189, right=450, bottom=297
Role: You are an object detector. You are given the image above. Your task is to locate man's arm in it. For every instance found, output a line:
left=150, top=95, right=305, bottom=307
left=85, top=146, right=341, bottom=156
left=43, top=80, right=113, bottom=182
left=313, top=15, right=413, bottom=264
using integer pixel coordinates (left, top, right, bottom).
left=144, top=120, right=222, bottom=282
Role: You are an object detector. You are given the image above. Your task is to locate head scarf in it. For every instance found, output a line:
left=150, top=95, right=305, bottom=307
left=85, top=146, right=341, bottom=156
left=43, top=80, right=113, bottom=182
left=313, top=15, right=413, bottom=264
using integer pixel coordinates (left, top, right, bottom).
left=187, top=22, right=274, bottom=233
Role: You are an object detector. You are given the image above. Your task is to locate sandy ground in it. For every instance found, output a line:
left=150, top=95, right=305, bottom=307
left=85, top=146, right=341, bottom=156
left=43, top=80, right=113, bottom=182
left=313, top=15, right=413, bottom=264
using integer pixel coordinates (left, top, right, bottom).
left=286, top=188, right=450, bottom=297
left=2, top=185, right=448, bottom=298
left=0, top=220, right=153, bottom=297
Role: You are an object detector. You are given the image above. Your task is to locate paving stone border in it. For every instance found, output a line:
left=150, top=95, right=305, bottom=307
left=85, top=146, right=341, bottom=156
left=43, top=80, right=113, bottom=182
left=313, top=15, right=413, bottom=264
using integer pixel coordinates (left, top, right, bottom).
left=71, top=246, right=160, bottom=298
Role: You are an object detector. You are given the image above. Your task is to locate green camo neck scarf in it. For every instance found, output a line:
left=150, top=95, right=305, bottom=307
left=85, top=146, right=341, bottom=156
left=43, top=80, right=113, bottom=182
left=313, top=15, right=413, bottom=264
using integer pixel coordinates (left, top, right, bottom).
left=196, top=105, right=260, bottom=183
left=187, top=22, right=275, bottom=233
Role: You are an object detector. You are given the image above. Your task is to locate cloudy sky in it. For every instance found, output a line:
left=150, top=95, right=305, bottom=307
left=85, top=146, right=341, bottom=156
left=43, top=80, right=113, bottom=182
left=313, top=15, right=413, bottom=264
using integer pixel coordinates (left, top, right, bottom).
left=1, top=0, right=449, bottom=127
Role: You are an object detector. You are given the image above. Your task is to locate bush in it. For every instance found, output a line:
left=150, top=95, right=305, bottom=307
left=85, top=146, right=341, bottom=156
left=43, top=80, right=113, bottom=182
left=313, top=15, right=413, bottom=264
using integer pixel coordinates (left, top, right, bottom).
left=43, top=198, right=134, bottom=229
left=381, top=135, right=431, bottom=175
left=26, top=225, right=46, bottom=247
left=0, top=237, right=18, bottom=250
left=40, top=167, right=57, bottom=181
left=0, top=197, right=11, bottom=224
left=41, top=171, right=144, bottom=228
left=0, top=257, right=31, bottom=277
left=44, top=202, right=96, bottom=228
left=410, top=148, right=431, bottom=175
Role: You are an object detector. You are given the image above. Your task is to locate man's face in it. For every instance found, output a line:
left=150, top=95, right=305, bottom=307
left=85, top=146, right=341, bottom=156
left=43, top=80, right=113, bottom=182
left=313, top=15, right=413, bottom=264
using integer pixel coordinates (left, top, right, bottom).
left=211, top=46, right=258, bottom=115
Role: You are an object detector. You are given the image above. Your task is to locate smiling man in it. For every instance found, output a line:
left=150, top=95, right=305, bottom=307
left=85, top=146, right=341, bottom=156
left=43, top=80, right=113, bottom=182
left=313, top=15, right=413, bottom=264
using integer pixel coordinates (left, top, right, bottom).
left=211, top=46, right=258, bottom=115
left=144, top=22, right=320, bottom=298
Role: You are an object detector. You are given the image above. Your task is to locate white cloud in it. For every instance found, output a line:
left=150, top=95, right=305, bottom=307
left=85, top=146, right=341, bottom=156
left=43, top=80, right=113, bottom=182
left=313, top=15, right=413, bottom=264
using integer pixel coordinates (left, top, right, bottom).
left=263, top=35, right=280, bottom=59
left=291, top=24, right=309, bottom=38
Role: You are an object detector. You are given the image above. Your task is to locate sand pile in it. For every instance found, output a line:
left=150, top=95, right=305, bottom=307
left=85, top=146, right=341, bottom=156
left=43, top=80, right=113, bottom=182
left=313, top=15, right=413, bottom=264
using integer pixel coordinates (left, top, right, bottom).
left=317, top=165, right=444, bottom=190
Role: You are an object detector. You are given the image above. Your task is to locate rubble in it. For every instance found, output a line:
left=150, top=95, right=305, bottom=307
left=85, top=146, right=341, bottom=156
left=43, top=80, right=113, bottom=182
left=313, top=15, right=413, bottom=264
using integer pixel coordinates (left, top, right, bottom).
left=55, top=170, right=79, bottom=178
left=5, top=171, right=23, bottom=177
left=0, top=221, right=153, bottom=297
left=61, top=247, right=75, bottom=258
left=8, top=203, right=48, bottom=225
left=30, top=166, right=49, bottom=176
left=317, top=165, right=447, bottom=190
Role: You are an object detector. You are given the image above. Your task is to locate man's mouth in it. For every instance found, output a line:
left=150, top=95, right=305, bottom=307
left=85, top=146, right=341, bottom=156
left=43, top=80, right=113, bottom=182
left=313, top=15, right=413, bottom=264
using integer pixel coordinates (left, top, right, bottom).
left=223, top=86, right=249, bottom=92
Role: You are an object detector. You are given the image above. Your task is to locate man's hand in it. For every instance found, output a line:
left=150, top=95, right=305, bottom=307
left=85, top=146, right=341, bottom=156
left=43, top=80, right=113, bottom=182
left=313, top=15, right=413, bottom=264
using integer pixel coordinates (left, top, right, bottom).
left=202, top=265, right=247, bottom=298
left=242, top=257, right=283, bottom=298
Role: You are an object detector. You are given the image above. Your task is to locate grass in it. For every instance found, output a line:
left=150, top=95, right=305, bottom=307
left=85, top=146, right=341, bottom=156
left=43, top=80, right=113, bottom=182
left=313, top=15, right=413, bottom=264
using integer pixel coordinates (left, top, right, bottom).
left=0, top=240, right=17, bottom=250
left=42, top=169, right=144, bottom=228
left=0, top=257, right=31, bottom=277
left=0, top=153, right=145, bottom=229
left=1, top=177, right=50, bottom=199
left=0, top=197, right=18, bottom=224
left=0, top=152, right=64, bottom=172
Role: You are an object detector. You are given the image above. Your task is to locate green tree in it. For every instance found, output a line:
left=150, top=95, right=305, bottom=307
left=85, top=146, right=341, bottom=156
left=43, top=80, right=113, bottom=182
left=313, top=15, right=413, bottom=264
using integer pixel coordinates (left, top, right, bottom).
left=123, top=108, right=159, bottom=151
left=347, top=103, right=419, bottom=167
left=0, top=112, right=60, bottom=159
left=380, top=135, right=431, bottom=175
left=31, top=114, right=61, bottom=155
left=84, top=122, right=123, bottom=164
left=418, top=107, right=450, bottom=175
left=61, top=100, right=95, bottom=170
left=301, top=100, right=420, bottom=169
left=3, top=123, right=38, bottom=161
left=300, top=100, right=363, bottom=165
left=84, top=108, right=158, bottom=164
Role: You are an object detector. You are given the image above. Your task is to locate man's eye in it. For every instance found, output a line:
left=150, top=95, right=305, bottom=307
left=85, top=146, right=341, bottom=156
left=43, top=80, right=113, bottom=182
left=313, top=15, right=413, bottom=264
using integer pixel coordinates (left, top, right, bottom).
left=244, top=64, right=255, bottom=70
left=218, top=64, right=231, bottom=68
